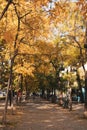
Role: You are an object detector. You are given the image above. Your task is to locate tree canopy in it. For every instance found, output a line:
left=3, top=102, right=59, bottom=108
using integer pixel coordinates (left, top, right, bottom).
left=0, top=0, right=87, bottom=93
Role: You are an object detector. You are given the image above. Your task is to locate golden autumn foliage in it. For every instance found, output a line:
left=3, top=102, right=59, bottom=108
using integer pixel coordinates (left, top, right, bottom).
left=14, top=62, right=35, bottom=76
left=0, top=0, right=87, bottom=86
left=1, top=0, right=87, bottom=124
left=76, top=0, right=87, bottom=20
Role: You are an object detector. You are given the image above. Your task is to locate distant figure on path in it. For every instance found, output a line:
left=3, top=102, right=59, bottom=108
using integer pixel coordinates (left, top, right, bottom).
left=8, top=88, right=12, bottom=106
left=17, top=89, right=22, bottom=104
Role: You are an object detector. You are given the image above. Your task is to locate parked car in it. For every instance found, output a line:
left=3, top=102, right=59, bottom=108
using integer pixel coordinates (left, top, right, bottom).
left=0, top=91, right=6, bottom=100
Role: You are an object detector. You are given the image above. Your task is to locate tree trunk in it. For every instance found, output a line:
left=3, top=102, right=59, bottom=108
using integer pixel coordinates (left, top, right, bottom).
left=76, top=70, right=84, bottom=102
left=20, top=74, right=23, bottom=91
left=85, top=71, right=87, bottom=110
left=84, top=22, right=87, bottom=117
left=25, top=77, right=30, bottom=100
left=2, top=59, right=14, bottom=124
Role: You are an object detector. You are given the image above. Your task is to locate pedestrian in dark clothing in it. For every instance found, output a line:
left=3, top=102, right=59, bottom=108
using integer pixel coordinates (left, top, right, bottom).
left=8, top=89, right=12, bottom=106
left=17, top=89, right=22, bottom=104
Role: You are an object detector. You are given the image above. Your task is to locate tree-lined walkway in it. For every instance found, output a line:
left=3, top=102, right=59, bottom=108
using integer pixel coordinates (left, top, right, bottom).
left=1, top=98, right=87, bottom=130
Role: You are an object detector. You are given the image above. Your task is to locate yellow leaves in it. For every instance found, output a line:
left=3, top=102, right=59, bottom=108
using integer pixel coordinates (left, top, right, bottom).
left=38, top=64, right=50, bottom=75
left=14, top=63, right=35, bottom=76
left=63, top=45, right=80, bottom=66
left=3, top=30, right=17, bottom=59
left=1, top=0, right=85, bottom=80
left=19, top=43, right=38, bottom=55
left=4, top=30, right=15, bottom=44
left=76, top=0, right=87, bottom=20
left=0, top=1, right=7, bottom=12
left=24, top=11, right=50, bottom=39
left=34, top=0, right=41, bottom=7
left=17, top=1, right=34, bottom=16
left=49, top=1, right=70, bottom=23
left=33, top=0, right=50, bottom=6
left=36, top=40, right=54, bottom=55
left=0, top=0, right=51, bottom=46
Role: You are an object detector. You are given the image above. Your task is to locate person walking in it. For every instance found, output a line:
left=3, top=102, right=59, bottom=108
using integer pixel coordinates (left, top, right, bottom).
left=8, top=88, right=12, bottom=106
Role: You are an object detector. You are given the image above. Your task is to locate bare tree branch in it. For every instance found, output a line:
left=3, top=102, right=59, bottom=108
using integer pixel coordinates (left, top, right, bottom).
left=0, top=0, right=13, bottom=20
left=20, top=10, right=32, bottom=19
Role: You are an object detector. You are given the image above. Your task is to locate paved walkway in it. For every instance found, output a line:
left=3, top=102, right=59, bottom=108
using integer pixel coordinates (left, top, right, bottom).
left=0, top=98, right=87, bottom=130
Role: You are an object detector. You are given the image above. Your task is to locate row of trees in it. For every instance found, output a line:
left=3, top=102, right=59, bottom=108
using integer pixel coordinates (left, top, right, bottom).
left=0, top=0, right=87, bottom=123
